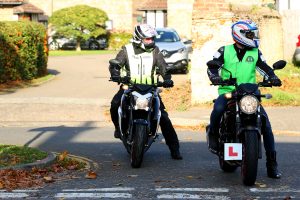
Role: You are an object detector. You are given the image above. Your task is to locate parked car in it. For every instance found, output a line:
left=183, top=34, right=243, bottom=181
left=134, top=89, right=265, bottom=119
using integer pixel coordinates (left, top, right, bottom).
left=155, top=28, right=189, bottom=74
left=48, top=36, right=107, bottom=50
left=293, top=34, right=300, bottom=66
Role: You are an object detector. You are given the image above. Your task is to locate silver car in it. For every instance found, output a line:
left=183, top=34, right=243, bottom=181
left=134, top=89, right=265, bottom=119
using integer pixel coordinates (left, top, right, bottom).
left=155, top=28, right=189, bottom=74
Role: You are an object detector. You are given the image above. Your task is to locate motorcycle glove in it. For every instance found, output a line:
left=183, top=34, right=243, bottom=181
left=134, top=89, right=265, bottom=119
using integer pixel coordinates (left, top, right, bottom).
left=111, top=76, right=121, bottom=82
left=121, top=76, right=131, bottom=84
left=269, top=75, right=282, bottom=86
left=163, top=79, right=174, bottom=88
left=210, top=76, right=222, bottom=85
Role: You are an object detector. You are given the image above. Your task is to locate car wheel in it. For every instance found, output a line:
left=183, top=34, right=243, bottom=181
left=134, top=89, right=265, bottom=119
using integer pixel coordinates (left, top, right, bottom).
left=49, top=41, right=59, bottom=50
left=89, top=42, right=100, bottom=50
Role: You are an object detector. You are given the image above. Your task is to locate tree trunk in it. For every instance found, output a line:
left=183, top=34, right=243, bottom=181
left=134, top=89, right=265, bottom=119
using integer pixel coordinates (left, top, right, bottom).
left=76, top=41, right=81, bottom=51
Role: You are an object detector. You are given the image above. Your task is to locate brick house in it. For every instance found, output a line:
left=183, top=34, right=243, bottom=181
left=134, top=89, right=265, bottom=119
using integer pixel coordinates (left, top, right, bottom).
left=137, top=0, right=167, bottom=28
left=0, top=0, right=45, bottom=23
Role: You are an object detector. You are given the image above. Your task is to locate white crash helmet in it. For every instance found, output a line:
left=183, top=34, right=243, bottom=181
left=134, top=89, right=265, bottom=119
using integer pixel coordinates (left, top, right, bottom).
left=133, top=24, right=158, bottom=50
left=231, top=20, right=260, bottom=48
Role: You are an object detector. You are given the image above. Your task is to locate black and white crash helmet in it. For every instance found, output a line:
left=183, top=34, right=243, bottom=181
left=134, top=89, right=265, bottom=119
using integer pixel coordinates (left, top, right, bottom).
left=133, top=24, right=158, bottom=50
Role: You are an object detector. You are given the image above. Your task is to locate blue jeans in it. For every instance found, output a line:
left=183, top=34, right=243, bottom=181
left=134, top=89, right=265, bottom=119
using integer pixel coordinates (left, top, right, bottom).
left=210, top=94, right=275, bottom=152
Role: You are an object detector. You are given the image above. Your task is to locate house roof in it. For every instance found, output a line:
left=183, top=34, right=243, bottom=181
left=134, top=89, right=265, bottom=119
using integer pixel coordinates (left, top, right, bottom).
left=137, top=0, right=167, bottom=11
left=0, top=0, right=23, bottom=5
left=13, top=3, right=44, bottom=14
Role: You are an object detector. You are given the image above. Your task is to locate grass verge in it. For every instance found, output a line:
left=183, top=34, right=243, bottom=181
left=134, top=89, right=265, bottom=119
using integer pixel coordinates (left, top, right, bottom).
left=0, top=73, right=55, bottom=94
left=0, top=145, right=48, bottom=168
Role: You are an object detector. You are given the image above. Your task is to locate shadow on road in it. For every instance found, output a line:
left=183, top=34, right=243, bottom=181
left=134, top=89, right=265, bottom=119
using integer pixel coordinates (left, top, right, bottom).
left=24, top=124, right=300, bottom=190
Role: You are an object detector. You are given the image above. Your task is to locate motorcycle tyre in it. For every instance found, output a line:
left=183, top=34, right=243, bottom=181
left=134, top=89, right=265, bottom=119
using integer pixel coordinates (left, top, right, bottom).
left=241, top=131, right=259, bottom=186
left=130, top=124, right=147, bottom=168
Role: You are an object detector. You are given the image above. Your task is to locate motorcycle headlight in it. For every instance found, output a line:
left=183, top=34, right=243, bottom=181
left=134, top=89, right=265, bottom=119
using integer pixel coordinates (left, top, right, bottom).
left=239, top=95, right=259, bottom=114
left=135, top=97, right=150, bottom=110
left=132, top=92, right=152, bottom=111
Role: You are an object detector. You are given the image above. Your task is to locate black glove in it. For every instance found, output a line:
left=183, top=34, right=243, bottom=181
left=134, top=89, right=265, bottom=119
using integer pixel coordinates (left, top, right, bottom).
left=163, top=79, right=174, bottom=88
left=210, top=76, right=222, bottom=85
left=269, top=75, right=282, bottom=86
left=121, top=76, right=131, bottom=84
left=111, top=76, right=121, bottom=82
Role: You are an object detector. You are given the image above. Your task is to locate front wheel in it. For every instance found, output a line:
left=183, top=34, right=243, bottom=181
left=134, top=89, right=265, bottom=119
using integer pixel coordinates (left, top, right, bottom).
left=130, top=124, right=147, bottom=168
left=241, top=131, right=259, bottom=186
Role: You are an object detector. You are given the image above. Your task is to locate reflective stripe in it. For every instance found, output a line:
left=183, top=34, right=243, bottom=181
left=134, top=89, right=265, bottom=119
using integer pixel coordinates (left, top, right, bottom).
left=125, top=44, right=156, bottom=84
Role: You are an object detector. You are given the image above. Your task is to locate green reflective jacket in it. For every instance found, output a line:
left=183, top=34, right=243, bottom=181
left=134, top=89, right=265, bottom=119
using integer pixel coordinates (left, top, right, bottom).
left=218, top=44, right=258, bottom=95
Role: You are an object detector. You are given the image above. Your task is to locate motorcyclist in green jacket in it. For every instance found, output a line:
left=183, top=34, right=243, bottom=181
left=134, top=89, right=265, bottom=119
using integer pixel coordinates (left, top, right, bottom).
left=207, top=20, right=281, bottom=178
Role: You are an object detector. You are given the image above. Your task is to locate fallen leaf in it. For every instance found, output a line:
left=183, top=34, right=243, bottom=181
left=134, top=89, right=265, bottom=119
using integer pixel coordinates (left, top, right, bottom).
left=85, top=171, right=97, bottom=179
left=66, top=165, right=77, bottom=170
left=43, top=176, right=54, bottom=183
left=255, top=182, right=267, bottom=188
left=0, top=181, right=4, bottom=189
left=58, top=151, right=69, bottom=161
left=186, top=176, right=193, bottom=179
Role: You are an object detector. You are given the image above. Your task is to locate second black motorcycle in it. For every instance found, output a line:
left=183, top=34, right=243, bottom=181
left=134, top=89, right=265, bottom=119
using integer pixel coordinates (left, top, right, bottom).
left=110, top=59, right=165, bottom=168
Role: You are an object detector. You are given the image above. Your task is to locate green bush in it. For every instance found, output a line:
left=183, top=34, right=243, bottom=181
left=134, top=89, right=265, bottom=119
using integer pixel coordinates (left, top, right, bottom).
left=0, top=21, right=48, bottom=83
left=108, top=31, right=132, bottom=50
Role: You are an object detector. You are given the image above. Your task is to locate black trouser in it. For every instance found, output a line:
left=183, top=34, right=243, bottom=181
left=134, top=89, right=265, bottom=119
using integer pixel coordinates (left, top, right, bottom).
left=110, top=87, right=180, bottom=151
left=210, top=94, right=275, bottom=152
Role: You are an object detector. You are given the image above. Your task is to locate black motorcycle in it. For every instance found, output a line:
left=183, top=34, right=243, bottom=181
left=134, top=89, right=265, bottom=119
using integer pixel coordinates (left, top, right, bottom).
left=206, top=60, right=286, bottom=185
left=109, top=59, right=164, bottom=168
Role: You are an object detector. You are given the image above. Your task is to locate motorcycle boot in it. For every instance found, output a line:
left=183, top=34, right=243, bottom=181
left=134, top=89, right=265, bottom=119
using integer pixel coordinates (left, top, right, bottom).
left=169, top=144, right=183, bottom=160
left=266, top=151, right=282, bottom=179
left=206, top=125, right=219, bottom=154
left=171, top=149, right=183, bottom=160
left=114, top=128, right=121, bottom=139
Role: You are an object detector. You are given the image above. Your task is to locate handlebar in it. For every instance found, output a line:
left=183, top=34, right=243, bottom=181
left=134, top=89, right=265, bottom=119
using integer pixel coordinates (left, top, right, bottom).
left=211, top=78, right=237, bottom=86
left=258, top=81, right=273, bottom=87
left=110, top=76, right=164, bottom=87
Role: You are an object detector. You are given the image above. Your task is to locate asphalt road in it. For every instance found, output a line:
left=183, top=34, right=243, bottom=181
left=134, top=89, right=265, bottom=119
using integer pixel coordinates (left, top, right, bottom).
left=0, top=127, right=299, bottom=199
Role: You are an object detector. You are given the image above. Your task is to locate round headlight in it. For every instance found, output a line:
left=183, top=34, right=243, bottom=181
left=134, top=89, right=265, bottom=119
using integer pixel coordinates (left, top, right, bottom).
left=239, top=95, right=259, bottom=114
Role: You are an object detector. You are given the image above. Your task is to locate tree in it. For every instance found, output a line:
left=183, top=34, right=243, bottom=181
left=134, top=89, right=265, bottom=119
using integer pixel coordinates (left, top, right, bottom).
left=49, top=5, right=108, bottom=51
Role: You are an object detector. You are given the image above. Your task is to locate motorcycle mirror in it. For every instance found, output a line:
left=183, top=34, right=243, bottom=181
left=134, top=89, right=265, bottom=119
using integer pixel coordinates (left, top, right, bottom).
left=273, top=60, right=286, bottom=70
left=109, top=59, right=121, bottom=66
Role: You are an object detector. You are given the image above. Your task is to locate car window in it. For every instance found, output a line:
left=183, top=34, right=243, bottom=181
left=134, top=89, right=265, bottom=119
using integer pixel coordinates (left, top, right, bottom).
left=155, top=30, right=180, bottom=42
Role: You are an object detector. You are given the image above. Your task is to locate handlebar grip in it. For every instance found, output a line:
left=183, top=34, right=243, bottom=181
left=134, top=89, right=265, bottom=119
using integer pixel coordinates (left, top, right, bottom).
left=258, top=82, right=272, bottom=87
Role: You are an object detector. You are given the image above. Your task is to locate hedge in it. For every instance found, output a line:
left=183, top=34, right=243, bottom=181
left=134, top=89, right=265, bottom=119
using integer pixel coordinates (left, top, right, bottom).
left=0, top=21, right=48, bottom=83
left=107, top=31, right=132, bottom=50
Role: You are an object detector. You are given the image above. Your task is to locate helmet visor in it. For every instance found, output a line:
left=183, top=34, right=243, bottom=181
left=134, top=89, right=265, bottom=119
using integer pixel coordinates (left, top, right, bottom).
left=242, top=29, right=259, bottom=40
left=142, top=37, right=154, bottom=44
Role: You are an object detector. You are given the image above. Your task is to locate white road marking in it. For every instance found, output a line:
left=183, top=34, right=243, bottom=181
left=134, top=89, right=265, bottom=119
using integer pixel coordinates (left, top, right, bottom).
left=155, top=188, right=229, bottom=193
left=250, top=188, right=300, bottom=193
left=55, top=192, right=132, bottom=198
left=62, top=187, right=135, bottom=192
left=157, top=193, right=230, bottom=200
left=0, top=193, right=29, bottom=198
left=251, top=196, right=297, bottom=199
